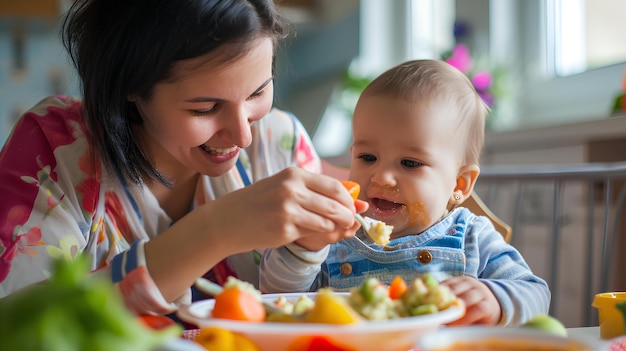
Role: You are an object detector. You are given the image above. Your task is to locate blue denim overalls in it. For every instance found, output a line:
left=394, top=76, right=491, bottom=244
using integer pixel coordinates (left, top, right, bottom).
left=321, top=208, right=474, bottom=290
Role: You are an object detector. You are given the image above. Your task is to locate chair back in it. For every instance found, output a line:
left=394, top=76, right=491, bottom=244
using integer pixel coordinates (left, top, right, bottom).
left=463, top=192, right=513, bottom=243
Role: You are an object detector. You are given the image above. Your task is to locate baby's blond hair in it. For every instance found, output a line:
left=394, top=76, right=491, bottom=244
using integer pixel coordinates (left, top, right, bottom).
left=360, top=59, right=488, bottom=165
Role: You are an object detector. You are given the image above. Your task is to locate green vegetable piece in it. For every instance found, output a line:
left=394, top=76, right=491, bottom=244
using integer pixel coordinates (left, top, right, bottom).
left=359, top=278, right=378, bottom=303
left=410, top=303, right=438, bottom=316
left=422, top=273, right=438, bottom=288
left=0, top=255, right=181, bottom=351
left=293, top=295, right=315, bottom=315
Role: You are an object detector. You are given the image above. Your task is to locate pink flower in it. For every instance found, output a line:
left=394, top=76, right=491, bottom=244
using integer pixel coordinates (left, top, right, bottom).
left=443, top=43, right=499, bottom=110
left=472, top=71, right=493, bottom=91
left=446, top=44, right=473, bottom=73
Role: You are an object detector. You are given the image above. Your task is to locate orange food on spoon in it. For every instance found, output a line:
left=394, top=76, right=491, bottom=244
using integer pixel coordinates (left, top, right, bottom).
left=341, top=180, right=360, bottom=203
left=341, top=179, right=393, bottom=245
left=211, top=287, right=266, bottom=322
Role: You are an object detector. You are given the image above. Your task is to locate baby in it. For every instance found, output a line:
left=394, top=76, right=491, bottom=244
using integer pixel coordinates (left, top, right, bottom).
left=260, top=59, right=550, bottom=326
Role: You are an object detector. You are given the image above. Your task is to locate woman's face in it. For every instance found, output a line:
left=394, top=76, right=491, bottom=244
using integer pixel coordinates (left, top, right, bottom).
left=133, top=37, right=274, bottom=179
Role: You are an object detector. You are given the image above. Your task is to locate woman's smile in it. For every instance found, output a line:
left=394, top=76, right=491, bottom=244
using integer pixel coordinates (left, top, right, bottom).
left=198, top=144, right=240, bottom=164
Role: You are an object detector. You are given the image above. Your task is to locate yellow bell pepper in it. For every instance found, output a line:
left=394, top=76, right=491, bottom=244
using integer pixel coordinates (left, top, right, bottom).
left=305, top=288, right=363, bottom=324
left=195, top=326, right=260, bottom=351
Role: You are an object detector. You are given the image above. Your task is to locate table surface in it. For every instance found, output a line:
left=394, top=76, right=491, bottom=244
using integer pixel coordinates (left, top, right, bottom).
left=567, top=326, right=614, bottom=350
left=182, top=326, right=620, bottom=351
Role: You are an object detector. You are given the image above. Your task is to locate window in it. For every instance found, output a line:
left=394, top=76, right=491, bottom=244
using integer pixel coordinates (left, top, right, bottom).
left=490, top=0, right=626, bottom=128
left=313, top=0, right=626, bottom=155
left=547, top=0, right=626, bottom=77
left=518, top=0, right=626, bottom=126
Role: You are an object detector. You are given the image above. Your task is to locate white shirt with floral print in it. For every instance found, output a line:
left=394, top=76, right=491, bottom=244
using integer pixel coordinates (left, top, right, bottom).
left=0, top=95, right=321, bottom=314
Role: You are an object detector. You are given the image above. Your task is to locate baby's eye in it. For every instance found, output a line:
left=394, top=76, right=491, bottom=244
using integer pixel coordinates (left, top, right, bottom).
left=358, top=154, right=377, bottom=163
left=401, top=159, right=423, bottom=168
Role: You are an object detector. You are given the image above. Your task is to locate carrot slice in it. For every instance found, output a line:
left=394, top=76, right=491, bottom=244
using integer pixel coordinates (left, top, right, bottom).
left=388, top=276, right=408, bottom=300
left=341, top=180, right=360, bottom=202
left=137, top=314, right=177, bottom=331
left=211, top=288, right=266, bottom=322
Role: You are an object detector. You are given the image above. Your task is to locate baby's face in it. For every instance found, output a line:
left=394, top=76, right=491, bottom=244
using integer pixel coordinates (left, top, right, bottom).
left=349, top=95, right=465, bottom=238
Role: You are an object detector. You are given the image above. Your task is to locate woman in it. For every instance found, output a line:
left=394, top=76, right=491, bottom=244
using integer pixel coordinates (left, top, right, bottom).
left=0, top=0, right=366, bottom=315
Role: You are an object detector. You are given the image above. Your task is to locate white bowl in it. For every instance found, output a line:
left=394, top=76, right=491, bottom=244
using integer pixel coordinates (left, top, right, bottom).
left=177, top=292, right=465, bottom=351
left=416, top=326, right=596, bottom=351
left=153, top=338, right=205, bottom=351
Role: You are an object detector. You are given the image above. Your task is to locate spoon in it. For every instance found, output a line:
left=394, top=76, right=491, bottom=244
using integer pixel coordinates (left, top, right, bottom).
left=354, top=213, right=370, bottom=232
left=354, top=213, right=393, bottom=245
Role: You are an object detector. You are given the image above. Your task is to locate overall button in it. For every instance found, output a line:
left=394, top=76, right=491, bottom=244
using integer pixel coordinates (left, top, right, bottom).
left=340, top=262, right=353, bottom=276
left=417, top=250, right=432, bottom=264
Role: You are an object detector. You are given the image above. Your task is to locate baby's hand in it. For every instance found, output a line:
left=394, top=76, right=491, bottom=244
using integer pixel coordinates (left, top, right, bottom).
left=440, top=276, right=501, bottom=326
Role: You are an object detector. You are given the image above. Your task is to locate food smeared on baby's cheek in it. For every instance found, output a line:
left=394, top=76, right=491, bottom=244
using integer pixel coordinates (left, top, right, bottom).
left=406, top=202, right=431, bottom=229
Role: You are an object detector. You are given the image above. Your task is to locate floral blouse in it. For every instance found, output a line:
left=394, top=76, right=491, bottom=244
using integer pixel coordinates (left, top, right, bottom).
left=0, top=95, right=320, bottom=313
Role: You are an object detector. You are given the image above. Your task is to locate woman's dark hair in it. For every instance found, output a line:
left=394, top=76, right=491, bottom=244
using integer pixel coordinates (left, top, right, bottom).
left=61, top=0, right=288, bottom=186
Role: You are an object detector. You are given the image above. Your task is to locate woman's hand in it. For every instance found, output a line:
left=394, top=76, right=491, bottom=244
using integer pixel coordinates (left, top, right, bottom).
left=292, top=194, right=367, bottom=251
left=440, top=276, right=502, bottom=326
left=146, top=167, right=367, bottom=301
left=205, top=167, right=368, bottom=252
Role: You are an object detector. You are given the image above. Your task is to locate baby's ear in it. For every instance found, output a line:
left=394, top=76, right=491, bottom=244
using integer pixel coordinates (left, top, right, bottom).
left=452, top=164, right=480, bottom=204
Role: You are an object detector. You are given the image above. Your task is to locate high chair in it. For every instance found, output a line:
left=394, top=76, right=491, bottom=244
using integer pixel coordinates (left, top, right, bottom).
left=472, top=161, right=626, bottom=328
left=463, top=192, right=513, bottom=243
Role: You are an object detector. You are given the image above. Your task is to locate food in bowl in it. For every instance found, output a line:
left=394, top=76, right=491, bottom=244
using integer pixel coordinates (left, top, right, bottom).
left=241, top=273, right=458, bottom=323
left=178, top=274, right=465, bottom=351
left=349, top=273, right=457, bottom=320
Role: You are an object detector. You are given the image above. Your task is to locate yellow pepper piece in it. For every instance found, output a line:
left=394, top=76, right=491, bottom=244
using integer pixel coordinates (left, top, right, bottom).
left=266, top=312, right=301, bottom=323
left=195, top=326, right=260, bottom=351
left=305, top=288, right=363, bottom=324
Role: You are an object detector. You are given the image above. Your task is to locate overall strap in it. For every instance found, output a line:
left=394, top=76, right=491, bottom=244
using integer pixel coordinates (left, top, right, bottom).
left=236, top=158, right=251, bottom=186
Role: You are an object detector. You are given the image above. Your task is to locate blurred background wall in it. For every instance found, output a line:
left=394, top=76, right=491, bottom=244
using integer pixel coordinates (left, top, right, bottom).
left=0, top=1, right=76, bottom=143
left=1, top=0, right=624, bottom=148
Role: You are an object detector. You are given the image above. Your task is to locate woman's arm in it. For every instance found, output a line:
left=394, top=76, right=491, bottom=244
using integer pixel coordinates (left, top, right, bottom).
left=149, top=112, right=361, bottom=300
